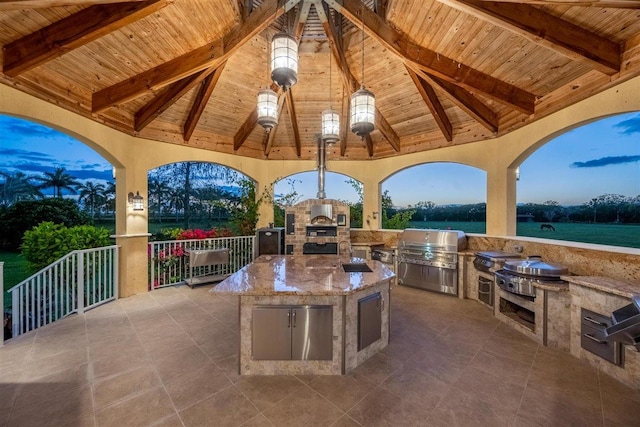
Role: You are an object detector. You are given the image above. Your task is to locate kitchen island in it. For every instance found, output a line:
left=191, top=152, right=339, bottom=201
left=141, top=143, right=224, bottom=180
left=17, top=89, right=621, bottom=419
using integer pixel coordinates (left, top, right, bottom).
left=212, top=255, right=394, bottom=375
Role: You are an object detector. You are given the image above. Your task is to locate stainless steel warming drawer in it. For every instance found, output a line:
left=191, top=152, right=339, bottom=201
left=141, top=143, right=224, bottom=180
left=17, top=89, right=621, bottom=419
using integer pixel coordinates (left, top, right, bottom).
left=581, top=308, right=623, bottom=366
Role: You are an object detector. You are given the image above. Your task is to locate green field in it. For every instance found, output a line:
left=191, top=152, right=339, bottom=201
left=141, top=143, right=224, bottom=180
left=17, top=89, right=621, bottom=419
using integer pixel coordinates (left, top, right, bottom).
left=408, top=221, right=640, bottom=249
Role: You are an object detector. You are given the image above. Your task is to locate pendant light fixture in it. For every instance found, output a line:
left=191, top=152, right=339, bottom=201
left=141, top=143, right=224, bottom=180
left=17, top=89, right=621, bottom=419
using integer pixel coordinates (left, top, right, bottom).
left=257, top=37, right=279, bottom=132
left=321, top=47, right=340, bottom=144
left=271, top=32, right=298, bottom=90
left=350, top=6, right=375, bottom=137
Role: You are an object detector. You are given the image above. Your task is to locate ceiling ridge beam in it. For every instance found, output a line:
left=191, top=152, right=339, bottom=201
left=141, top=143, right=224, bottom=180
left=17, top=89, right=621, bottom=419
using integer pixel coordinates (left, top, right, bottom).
left=438, top=0, right=620, bottom=75
left=406, top=67, right=453, bottom=142
left=3, top=0, right=171, bottom=77
left=476, top=1, right=640, bottom=8
left=410, top=65, right=499, bottom=132
left=92, top=0, right=302, bottom=113
left=183, top=63, right=227, bottom=142
left=134, top=67, right=216, bottom=132
left=324, top=0, right=536, bottom=115
left=319, top=1, right=400, bottom=152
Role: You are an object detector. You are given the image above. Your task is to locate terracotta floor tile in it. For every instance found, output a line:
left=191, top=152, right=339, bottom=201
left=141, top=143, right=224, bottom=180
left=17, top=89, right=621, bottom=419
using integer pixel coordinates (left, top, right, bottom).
left=235, top=375, right=306, bottom=412
left=179, top=386, right=258, bottom=427
left=262, top=385, right=344, bottom=427
left=94, top=386, right=175, bottom=427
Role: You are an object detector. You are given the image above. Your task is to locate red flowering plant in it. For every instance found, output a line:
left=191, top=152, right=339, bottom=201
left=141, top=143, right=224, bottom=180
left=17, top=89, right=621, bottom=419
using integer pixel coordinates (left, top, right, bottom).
left=175, top=228, right=233, bottom=240
left=152, top=244, right=187, bottom=288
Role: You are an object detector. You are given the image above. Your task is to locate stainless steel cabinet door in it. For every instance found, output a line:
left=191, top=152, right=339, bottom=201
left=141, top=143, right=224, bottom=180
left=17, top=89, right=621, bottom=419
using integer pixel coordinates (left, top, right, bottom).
left=252, top=307, right=292, bottom=360
left=358, top=292, right=382, bottom=351
left=291, top=306, right=333, bottom=360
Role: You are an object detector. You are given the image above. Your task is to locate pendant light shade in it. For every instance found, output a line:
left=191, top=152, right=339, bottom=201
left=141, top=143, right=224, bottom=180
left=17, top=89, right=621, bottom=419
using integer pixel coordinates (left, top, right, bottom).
left=256, top=88, right=278, bottom=131
left=350, top=87, right=375, bottom=137
left=271, top=33, right=298, bottom=89
left=321, top=109, right=340, bottom=144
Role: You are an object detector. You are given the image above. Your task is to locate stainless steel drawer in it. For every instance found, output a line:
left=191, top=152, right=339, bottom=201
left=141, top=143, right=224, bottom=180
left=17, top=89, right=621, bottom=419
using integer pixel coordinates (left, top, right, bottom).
left=580, top=308, right=623, bottom=366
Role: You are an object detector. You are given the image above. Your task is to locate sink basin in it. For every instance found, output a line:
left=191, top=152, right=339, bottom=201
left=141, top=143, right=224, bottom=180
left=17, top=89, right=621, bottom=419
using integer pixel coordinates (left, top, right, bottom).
left=342, top=263, right=372, bottom=273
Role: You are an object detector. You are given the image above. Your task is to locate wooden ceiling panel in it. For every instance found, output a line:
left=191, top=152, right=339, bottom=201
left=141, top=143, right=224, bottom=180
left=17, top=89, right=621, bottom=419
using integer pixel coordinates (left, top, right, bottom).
left=1, top=0, right=640, bottom=161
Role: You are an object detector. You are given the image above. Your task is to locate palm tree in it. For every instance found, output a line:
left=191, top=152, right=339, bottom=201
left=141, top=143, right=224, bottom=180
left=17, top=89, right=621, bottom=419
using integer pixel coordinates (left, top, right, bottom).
left=36, top=167, right=79, bottom=198
left=76, top=181, right=106, bottom=219
left=101, top=181, right=116, bottom=216
left=0, top=171, right=43, bottom=206
left=148, top=177, right=170, bottom=223
left=167, top=188, right=184, bottom=222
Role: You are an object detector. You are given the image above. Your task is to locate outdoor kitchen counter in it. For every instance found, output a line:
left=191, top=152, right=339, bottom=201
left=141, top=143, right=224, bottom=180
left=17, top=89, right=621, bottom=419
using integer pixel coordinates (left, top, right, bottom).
left=212, top=254, right=394, bottom=295
left=562, top=275, right=640, bottom=299
left=212, top=255, right=394, bottom=375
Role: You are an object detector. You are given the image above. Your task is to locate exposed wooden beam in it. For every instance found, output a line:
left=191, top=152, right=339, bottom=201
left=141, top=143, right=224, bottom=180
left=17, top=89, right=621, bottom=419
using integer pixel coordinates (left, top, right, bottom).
left=285, top=89, right=302, bottom=157
left=3, top=0, right=170, bottom=77
left=264, top=94, right=287, bottom=155
left=479, top=0, right=640, bottom=8
left=0, top=0, right=149, bottom=10
left=134, top=68, right=214, bottom=132
left=373, top=0, right=388, bottom=17
left=324, top=0, right=536, bottom=114
left=319, top=1, right=400, bottom=151
left=406, top=67, right=453, bottom=142
left=92, top=0, right=301, bottom=113
left=438, top=0, right=620, bottom=75
left=364, top=134, right=373, bottom=157
left=410, top=65, right=499, bottom=132
left=183, top=63, right=226, bottom=142
left=234, top=110, right=258, bottom=151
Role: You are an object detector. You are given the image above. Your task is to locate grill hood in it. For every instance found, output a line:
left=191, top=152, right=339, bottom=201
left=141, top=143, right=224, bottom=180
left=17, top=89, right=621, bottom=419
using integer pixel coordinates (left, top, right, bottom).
left=399, top=229, right=467, bottom=252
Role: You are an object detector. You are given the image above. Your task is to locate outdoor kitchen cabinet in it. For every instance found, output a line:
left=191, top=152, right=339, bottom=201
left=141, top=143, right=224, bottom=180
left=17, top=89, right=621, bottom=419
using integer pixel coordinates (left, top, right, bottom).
left=358, top=292, right=382, bottom=351
left=251, top=305, right=333, bottom=360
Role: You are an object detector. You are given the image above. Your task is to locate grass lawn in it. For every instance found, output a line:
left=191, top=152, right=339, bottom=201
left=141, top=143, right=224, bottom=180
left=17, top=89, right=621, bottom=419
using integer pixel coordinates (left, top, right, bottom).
left=408, top=221, right=640, bottom=249
left=1, top=251, right=30, bottom=310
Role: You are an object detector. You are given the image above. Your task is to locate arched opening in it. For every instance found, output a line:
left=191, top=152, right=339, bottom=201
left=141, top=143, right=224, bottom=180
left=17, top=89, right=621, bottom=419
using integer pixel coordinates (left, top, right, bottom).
left=272, top=171, right=362, bottom=227
left=515, top=112, right=640, bottom=249
left=381, top=162, right=487, bottom=232
left=147, top=161, right=258, bottom=239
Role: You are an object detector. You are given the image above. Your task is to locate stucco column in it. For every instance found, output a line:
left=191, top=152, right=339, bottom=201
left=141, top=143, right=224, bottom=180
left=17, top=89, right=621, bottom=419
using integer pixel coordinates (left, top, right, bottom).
left=362, top=179, right=381, bottom=229
left=486, top=165, right=517, bottom=236
left=114, top=167, right=150, bottom=297
left=256, top=179, right=275, bottom=229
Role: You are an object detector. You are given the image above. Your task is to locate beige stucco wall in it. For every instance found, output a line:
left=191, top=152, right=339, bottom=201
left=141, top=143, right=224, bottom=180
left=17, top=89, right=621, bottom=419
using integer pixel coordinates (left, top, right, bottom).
left=1, top=75, right=639, bottom=295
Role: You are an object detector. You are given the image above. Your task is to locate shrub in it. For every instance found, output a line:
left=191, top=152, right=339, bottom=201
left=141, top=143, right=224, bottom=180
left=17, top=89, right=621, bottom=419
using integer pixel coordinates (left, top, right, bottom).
left=176, top=228, right=233, bottom=240
left=0, top=199, right=90, bottom=250
left=155, top=227, right=184, bottom=241
left=21, top=221, right=111, bottom=272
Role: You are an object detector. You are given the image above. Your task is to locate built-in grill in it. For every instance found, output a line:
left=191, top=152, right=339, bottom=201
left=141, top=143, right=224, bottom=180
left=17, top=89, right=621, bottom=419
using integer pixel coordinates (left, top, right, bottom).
left=472, top=251, right=521, bottom=307
left=495, top=256, right=569, bottom=298
left=397, top=229, right=467, bottom=295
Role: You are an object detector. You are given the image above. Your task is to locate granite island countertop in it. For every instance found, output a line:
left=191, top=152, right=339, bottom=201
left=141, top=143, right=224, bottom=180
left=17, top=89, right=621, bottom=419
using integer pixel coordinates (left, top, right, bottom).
left=561, top=275, right=640, bottom=299
left=212, top=255, right=395, bottom=296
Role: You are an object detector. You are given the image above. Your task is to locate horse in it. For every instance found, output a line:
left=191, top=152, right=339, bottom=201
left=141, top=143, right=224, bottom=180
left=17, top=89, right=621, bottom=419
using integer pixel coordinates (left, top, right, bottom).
left=540, top=223, right=555, bottom=231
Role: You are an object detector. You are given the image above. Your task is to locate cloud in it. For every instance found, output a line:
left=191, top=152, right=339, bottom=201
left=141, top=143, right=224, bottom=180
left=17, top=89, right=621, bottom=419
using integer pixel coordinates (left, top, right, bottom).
left=0, top=116, right=69, bottom=140
left=0, top=164, right=113, bottom=181
left=614, top=115, right=640, bottom=135
left=571, top=155, right=640, bottom=168
left=0, top=148, right=55, bottom=163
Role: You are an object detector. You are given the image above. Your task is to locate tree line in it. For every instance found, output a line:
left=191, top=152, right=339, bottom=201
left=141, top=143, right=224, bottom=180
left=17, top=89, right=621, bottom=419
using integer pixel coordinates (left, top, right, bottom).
left=405, top=194, right=640, bottom=224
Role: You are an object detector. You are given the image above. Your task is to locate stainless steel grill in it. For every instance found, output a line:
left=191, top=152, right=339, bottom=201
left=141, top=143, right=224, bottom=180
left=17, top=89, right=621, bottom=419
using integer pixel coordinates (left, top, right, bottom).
left=397, top=229, right=467, bottom=296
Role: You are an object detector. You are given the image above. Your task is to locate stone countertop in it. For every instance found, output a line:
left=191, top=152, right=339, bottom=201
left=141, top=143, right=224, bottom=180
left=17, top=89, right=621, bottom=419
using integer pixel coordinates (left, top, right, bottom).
left=532, top=281, right=570, bottom=292
left=562, top=275, right=640, bottom=299
left=212, top=255, right=395, bottom=296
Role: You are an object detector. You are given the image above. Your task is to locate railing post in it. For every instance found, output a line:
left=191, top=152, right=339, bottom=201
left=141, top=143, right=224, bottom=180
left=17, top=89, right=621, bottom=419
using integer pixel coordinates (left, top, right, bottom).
left=11, top=285, right=18, bottom=339
left=77, top=251, right=85, bottom=314
left=113, top=246, right=119, bottom=300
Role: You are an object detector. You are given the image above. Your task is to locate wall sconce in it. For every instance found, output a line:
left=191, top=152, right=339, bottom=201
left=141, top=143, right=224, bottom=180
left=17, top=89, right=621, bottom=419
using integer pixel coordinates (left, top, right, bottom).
left=372, top=211, right=379, bottom=219
left=515, top=167, right=521, bottom=181
left=128, top=191, right=144, bottom=211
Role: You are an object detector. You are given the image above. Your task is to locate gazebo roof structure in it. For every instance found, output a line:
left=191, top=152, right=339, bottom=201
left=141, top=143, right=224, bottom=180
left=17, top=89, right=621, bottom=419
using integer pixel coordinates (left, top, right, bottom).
left=1, top=0, right=640, bottom=161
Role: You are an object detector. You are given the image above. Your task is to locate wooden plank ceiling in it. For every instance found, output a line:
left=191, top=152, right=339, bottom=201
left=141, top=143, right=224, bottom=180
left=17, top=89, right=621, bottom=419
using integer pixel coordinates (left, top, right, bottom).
left=1, top=0, right=640, bottom=161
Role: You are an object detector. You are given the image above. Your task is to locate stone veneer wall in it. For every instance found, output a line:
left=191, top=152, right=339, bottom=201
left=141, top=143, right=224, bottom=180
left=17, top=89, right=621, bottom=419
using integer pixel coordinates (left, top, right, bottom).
left=351, top=230, right=640, bottom=285
left=285, top=199, right=351, bottom=256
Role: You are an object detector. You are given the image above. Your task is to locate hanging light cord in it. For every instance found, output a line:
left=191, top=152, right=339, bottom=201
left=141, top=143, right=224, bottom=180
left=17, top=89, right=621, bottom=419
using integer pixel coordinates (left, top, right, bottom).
left=329, top=45, right=332, bottom=109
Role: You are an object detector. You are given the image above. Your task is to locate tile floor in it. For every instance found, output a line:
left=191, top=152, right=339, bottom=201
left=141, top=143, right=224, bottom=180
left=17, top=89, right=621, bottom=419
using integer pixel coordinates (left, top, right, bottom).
left=0, top=284, right=639, bottom=427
